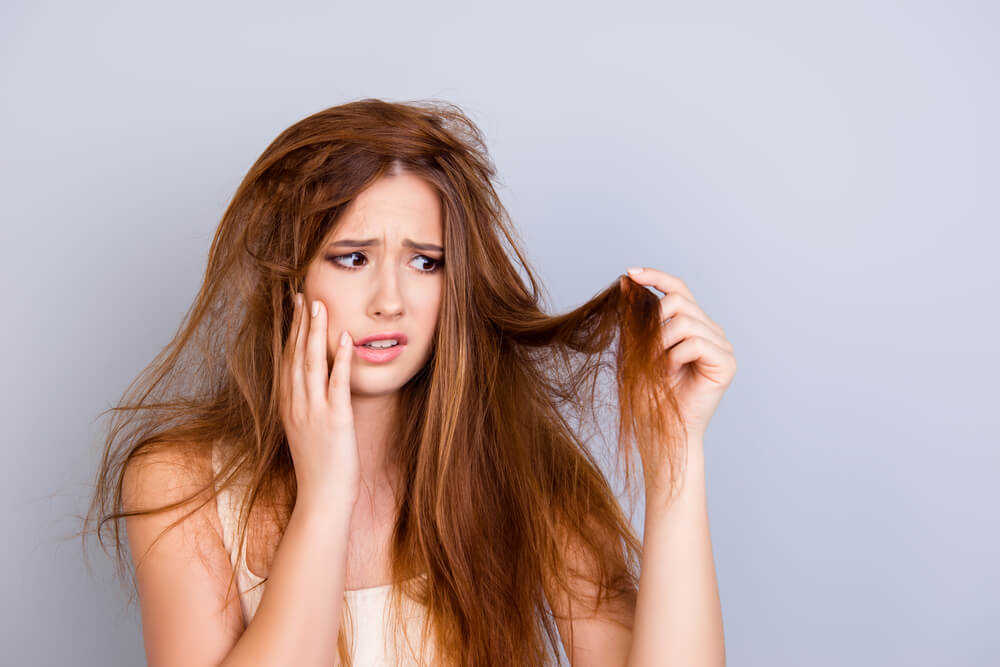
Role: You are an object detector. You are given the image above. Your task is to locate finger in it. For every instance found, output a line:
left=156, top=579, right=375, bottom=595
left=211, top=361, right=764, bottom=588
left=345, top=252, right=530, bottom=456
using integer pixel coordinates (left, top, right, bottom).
left=665, top=335, right=733, bottom=377
left=305, top=299, right=330, bottom=405
left=659, top=293, right=727, bottom=341
left=625, top=267, right=695, bottom=302
left=632, top=269, right=725, bottom=337
left=291, top=292, right=310, bottom=400
left=661, top=313, right=730, bottom=356
left=282, top=293, right=303, bottom=394
left=328, top=329, right=354, bottom=418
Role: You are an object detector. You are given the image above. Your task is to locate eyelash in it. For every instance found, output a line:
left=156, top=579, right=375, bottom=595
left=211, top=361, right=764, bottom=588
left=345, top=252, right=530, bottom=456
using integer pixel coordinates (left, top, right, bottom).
left=325, top=252, right=444, bottom=274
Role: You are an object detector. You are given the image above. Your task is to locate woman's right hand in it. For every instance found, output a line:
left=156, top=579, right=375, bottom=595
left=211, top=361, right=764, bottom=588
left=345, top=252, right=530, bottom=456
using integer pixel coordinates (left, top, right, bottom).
left=278, top=292, right=361, bottom=514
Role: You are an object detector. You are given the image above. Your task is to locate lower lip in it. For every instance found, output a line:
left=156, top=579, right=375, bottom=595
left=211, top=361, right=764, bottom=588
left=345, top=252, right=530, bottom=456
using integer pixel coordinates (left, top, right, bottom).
left=354, top=343, right=405, bottom=363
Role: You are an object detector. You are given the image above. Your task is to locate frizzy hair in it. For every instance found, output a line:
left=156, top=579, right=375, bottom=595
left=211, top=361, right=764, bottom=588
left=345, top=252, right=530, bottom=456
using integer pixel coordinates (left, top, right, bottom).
left=82, top=98, right=689, bottom=666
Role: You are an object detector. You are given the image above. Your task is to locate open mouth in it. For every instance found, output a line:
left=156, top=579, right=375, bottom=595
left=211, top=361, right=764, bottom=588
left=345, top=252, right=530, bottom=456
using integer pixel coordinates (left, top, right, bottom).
left=354, top=341, right=406, bottom=362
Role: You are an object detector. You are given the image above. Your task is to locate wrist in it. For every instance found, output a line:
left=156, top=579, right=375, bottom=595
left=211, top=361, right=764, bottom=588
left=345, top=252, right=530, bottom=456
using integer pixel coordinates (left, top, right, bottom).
left=294, top=488, right=358, bottom=520
left=644, top=441, right=706, bottom=503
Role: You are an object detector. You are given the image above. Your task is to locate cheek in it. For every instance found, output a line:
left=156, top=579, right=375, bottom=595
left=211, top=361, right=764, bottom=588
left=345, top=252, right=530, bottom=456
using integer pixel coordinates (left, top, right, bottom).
left=423, top=292, right=444, bottom=328
left=411, top=288, right=442, bottom=342
left=317, top=298, right=352, bottom=339
left=408, top=280, right=443, bottom=315
left=325, top=310, right=351, bottom=341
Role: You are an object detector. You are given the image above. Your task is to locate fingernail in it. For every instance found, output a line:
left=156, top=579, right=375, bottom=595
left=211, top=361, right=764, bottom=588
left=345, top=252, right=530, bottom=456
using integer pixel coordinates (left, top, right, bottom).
left=626, top=267, right=643, bottom=276
left=340, top=331, right=350, bottom=346
left=311, top=300, right=320, bottom=317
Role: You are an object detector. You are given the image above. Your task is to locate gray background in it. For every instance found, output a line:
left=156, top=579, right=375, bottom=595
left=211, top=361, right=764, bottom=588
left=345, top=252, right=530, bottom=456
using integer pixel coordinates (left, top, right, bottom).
left=3, top=1, right=997, bottom=665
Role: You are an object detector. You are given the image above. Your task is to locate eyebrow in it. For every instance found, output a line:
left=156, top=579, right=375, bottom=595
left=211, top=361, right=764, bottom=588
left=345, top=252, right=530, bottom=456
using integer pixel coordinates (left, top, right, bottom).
left=327, top=238, right=444, bottom=253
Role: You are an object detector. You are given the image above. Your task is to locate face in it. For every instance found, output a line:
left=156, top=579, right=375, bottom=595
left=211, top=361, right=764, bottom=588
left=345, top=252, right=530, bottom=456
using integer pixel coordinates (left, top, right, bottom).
left=302, top=171, right=445, bottom=397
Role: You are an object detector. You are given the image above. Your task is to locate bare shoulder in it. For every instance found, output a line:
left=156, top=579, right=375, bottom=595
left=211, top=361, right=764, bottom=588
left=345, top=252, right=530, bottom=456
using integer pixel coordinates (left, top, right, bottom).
left=122, top=442, right=222, bottom=556
left=122, top=441, right=214, bottom=506
left=122, top=442, right=245, bottom=665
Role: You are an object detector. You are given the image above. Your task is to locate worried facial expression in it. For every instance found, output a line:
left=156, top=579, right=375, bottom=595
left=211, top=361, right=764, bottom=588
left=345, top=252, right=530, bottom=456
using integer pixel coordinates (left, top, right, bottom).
left=302, top=171, right=445, bottom=397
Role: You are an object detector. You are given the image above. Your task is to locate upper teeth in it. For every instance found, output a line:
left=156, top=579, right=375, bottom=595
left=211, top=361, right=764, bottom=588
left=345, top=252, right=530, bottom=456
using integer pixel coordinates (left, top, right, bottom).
left=364, top=340, right=398, bottom=349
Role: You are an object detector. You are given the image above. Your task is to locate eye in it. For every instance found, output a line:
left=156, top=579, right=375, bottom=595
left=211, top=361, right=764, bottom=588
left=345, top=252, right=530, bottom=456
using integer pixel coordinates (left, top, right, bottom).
left=326, top=252, right=444, bottom=273
left=411, top=255, right=444, bottom=273
left=327, top=252, right=368, bottom=270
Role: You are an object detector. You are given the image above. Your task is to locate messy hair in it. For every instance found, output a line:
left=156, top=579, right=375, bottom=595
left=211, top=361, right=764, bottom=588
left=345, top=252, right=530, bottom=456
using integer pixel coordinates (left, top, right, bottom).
left=82, top=98, right=687, bottom=665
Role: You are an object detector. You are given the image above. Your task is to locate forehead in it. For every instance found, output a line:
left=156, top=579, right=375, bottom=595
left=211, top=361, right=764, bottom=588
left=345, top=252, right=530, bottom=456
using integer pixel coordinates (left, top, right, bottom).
left=336, top=173, right=442, bottom=241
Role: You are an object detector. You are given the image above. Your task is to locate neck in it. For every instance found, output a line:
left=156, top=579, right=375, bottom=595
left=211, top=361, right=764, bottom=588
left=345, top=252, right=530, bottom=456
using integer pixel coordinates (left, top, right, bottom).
left=349, top=390, right=400, bottom=503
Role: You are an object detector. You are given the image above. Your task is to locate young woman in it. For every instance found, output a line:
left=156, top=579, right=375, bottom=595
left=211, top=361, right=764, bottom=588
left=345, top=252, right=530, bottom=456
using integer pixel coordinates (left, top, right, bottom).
left=85, top=98, right=735, bottom=666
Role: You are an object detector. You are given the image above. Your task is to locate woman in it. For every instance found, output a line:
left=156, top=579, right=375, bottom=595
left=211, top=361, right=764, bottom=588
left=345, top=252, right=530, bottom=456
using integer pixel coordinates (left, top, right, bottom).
left=84, top=98, right=735, bottom=666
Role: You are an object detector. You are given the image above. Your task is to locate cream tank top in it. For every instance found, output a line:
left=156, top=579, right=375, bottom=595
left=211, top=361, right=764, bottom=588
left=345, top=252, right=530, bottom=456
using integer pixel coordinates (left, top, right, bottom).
left=211, top=443, right=434, bottom=665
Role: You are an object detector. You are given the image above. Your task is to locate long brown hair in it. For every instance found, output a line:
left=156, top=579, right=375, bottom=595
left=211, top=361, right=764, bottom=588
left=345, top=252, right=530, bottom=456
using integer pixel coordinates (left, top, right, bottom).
left=82, top=98, right=688, bottom=666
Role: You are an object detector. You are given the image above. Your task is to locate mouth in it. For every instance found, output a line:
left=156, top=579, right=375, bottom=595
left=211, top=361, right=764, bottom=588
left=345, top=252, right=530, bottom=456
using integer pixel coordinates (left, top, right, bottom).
left=354, top=332, right=408, bottom=346
left=353, top=340, right=406, bottom=363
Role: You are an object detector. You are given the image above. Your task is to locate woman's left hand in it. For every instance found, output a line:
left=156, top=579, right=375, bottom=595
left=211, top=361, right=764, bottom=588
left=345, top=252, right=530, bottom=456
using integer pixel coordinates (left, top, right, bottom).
left=626, top=267, right=737, bottom=443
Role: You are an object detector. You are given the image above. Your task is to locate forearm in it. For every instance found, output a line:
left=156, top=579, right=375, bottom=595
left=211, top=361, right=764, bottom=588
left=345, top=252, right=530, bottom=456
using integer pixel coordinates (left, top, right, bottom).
left=220, top=499, right=352, bottom=667
left=627, top=441, right=726, bottom=667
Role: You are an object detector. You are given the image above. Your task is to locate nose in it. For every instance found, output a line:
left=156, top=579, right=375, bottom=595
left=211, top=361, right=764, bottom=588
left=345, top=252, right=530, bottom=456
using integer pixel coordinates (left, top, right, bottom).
left=368, top=261, right=404, bottom=319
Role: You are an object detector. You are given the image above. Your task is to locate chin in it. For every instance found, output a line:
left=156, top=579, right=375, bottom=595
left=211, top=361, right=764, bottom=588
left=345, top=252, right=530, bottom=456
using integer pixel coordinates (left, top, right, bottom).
left=349, top=387, right=401, bottom=399
left=348, top=370, right=416, bottom=397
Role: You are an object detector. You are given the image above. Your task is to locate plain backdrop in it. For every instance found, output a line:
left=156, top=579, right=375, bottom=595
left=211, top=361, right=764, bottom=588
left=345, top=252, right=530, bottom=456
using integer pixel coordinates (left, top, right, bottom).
left=2, top=1, right=997, bottom=665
